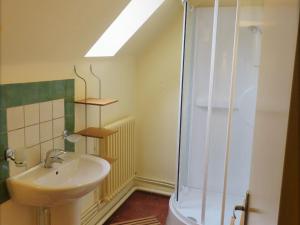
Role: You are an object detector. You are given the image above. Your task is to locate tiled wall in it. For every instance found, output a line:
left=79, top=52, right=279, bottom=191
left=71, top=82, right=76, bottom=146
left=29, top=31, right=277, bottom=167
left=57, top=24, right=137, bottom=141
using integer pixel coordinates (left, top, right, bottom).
left=7, top=99, right=66, bottom=176
left=0, top=79, right=74, bottom=203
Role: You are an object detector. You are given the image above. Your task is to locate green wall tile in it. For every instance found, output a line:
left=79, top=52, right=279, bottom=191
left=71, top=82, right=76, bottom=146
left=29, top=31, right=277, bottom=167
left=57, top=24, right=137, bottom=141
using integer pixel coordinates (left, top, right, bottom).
left=0, top=86, right=4, bottom=110
left=0, top=110, right=7, bottom=134
left=65, top=141, right=75, bottom=152
left=0, top=133, right=8, bottom=161
left=0, top=181, right=9, bottom=203
left=65, top=114, right=75, bottom=131
left=2, top=83, right=24, bottom=108
left=0, top=161, right=9, bottom=180
left=52, top=80, right=66, bottom=99
left=65, top=102, right=74, bottom=116
left=22, top=83, right=40, bottom=105
left=0, top=161, right=9, bottom=202
left=38, top=81, right=53, bottom=102
left=65, top=80, right=75, bottom=101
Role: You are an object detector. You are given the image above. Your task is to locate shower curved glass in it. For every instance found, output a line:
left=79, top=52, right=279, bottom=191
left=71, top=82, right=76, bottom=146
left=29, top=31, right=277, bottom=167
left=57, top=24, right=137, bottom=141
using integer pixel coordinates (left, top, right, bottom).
left=167, top=0, right=263, bottom=225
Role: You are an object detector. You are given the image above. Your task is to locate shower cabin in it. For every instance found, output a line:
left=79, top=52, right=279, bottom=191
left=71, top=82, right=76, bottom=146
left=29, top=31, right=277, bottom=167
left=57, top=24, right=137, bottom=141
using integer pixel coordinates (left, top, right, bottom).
left=167, top=0, right=299, bottom=225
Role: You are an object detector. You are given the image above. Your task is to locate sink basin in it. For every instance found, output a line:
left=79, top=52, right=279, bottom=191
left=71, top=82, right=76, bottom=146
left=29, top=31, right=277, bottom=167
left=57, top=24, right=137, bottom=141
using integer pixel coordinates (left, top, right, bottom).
left=7, top=152, right=110, bottom=207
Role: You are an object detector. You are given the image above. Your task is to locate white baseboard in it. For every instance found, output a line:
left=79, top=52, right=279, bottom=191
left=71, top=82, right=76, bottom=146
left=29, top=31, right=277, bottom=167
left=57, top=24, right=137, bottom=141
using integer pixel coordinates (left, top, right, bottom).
left=134, top=176, right=175, bottom=196
left=82, top=176, right=175, bottom=225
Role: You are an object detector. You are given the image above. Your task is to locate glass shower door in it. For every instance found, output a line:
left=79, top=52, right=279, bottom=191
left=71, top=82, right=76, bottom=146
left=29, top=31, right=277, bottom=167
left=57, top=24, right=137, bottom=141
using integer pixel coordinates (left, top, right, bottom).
left=175, top=0, right=299, bottom=224
left=223, top=4, right=262, bottom=225
left=176, top=0, right=253, bottom=225
left=203, top=2, right=238, bottom=225
left=176, top=1, right=214, bottom=223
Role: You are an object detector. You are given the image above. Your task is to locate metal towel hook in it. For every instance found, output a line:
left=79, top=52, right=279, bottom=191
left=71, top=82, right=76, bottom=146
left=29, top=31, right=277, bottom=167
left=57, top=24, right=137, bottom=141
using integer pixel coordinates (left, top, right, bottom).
left=73, top=66, right=87, bottom=96
left=73, top=65, right=88, bottom=154
left=89, top=64, right=102, bottom=128
left=89, top=64, right=101, bottom=98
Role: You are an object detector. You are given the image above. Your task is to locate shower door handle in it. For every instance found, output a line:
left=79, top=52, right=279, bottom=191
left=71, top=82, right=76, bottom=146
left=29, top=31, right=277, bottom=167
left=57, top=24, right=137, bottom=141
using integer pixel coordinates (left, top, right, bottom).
left=233, top=192, right=250, bottom=225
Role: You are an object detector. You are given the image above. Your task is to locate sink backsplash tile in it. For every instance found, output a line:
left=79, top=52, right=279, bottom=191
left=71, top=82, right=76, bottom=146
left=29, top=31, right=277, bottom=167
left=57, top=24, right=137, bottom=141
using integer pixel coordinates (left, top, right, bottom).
left=24, top=103, right=40, bottom=126
left=7, top=99, right=66, bottom=176
left=6, top=106, right=24, bottom=131
left=0, top=79, right=74, bottom=203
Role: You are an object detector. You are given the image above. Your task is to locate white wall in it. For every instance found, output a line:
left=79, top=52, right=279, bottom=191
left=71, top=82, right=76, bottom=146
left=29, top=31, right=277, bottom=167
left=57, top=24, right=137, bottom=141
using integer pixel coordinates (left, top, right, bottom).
left=248, top=0, right=299, bottom=224
left=135, top=12, right=183, bottom=183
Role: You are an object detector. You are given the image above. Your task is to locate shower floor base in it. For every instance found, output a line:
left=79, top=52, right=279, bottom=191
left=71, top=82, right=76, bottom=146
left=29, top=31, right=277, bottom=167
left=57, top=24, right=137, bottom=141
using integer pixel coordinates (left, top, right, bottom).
left=166, top=187, right=243, bottom=225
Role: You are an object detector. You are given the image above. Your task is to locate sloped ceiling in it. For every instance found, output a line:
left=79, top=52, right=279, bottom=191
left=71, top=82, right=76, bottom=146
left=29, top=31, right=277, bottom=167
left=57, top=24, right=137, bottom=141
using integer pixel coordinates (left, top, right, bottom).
left=1, top=0, right=182, bottom=64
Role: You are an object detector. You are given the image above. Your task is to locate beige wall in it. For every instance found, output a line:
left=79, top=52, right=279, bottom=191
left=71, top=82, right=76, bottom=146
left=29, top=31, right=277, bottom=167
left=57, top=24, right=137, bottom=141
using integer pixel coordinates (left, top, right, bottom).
left=248, top=1, right=299, bottom=224
left=0, top=57, right=137, bottom=126
left=135, top=12, right=183, bottom=183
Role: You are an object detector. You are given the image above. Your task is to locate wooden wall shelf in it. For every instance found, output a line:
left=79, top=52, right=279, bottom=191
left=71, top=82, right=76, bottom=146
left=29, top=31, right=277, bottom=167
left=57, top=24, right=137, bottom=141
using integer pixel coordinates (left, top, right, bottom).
left=77, top=127, right=117, bottom=139
left=74, top=98, right=118, bottom=106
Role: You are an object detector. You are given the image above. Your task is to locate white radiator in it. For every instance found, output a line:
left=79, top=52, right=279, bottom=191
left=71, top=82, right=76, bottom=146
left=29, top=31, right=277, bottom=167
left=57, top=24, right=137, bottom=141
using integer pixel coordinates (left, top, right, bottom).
left=100, top=117, right=136, bottom=201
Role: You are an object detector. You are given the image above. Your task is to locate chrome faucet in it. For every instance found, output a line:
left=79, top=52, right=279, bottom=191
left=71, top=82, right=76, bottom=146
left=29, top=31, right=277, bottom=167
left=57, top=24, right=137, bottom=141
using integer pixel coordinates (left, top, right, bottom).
left=44, top=149, right=65, bottom=168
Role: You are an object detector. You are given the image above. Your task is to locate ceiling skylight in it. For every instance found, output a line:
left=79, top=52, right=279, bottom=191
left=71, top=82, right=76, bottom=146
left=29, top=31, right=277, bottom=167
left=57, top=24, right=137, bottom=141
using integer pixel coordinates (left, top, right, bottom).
left=85, top=0, right=165, bottom=57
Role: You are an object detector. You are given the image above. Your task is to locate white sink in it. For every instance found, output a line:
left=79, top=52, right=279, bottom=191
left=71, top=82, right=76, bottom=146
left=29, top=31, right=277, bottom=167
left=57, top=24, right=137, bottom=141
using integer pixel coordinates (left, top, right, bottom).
left=7, top=152, right=110, bottom=207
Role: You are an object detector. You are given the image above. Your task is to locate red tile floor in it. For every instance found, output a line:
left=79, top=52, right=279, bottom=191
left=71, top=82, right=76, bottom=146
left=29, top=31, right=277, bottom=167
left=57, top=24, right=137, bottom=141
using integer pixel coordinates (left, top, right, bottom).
left=104, top=191, right=170, bottom=225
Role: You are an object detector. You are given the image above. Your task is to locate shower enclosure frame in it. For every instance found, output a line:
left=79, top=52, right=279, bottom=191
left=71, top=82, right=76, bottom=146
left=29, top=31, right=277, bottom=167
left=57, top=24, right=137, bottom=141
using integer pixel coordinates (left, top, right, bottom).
left=174, top=0, right=250, bottom=224
left=170, top=0, right=299, bottom=224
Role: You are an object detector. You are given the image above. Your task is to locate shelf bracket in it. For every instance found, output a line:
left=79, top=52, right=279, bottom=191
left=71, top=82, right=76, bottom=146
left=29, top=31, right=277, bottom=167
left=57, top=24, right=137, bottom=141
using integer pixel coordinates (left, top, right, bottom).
left=73, top=65, right=88, bottom=154
left=89, top=64, right=102, bottom=128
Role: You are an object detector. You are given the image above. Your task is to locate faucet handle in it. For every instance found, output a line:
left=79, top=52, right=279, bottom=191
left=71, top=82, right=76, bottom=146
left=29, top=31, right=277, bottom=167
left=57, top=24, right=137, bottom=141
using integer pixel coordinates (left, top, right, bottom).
left=45, top=149, right=65, bottom=160
left=44, top=149, right=66, bottom=168
left=53, top=149, right=66, bottom=156
left=50, top=156, right=64, bottom=163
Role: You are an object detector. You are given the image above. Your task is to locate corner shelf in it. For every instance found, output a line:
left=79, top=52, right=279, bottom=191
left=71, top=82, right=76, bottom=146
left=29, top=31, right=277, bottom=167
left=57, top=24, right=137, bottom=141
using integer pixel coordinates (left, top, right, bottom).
left=196, top=99, right=239, bottom=111
left=77, top=127, right=117, bottom=139
left=74, top=98, right=118, bottom=106
left=73, top=65, right=118, bottom=172
left=74, top=65, right=119, bottom=205
left=74, top=97, right=118, bottom=139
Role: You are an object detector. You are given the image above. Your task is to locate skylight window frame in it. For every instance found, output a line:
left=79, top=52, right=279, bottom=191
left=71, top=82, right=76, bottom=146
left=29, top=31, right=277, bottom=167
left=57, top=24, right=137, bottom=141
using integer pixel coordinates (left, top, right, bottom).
left=85, top=0, right=165, bottom=57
